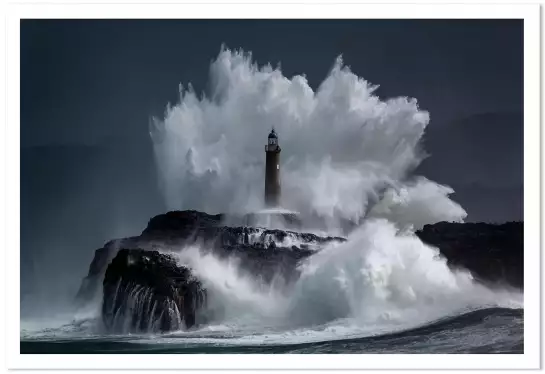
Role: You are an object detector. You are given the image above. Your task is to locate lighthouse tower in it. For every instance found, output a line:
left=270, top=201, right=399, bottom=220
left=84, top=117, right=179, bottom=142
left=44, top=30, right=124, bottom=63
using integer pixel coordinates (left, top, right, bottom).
left=265, top=128, right=281, bottom=207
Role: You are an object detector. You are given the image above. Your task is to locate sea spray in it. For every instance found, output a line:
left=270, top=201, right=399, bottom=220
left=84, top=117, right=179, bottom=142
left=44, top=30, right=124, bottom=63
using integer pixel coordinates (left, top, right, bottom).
left=174, top=246, right=290, bottom=329
left=171, top=221, right=522, bottom=340
left=288, top=219, right=522, bottom=329
left=150, top=47, right=466, bottom=227
left=150, top=42, right=519, bottom=338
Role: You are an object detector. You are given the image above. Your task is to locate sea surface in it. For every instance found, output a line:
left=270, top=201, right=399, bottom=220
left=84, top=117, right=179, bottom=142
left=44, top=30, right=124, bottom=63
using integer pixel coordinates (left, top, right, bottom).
left=21, top=307, right=522, bottom=354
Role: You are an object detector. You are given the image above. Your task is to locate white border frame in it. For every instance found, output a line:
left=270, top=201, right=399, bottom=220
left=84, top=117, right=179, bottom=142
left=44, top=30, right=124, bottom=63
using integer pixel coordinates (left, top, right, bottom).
left=4, top=2, right=540, bottom=370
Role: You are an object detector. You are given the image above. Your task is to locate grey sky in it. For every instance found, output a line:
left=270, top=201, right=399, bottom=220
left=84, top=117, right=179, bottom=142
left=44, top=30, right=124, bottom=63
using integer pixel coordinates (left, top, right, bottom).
left=21, top=19, right=522, bottom=148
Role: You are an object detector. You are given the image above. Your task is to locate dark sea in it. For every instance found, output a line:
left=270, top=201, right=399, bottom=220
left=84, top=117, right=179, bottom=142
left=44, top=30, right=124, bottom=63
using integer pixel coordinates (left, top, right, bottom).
left=21, top=307, right=522, bottom=354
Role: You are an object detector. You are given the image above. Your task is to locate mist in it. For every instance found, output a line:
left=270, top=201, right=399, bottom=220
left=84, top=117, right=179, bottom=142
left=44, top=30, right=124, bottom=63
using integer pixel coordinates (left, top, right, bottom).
left=20, top=140, right=164, bottom=317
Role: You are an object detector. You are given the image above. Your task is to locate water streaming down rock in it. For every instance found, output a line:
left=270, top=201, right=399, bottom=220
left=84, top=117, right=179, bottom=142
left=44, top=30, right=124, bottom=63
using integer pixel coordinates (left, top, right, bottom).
left=102, top=249, right=206, bottom=332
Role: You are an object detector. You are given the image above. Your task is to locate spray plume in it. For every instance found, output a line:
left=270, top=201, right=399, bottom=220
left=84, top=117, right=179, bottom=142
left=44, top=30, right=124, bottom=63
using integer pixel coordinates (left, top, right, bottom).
left=150, top=47, right=466, bottom=229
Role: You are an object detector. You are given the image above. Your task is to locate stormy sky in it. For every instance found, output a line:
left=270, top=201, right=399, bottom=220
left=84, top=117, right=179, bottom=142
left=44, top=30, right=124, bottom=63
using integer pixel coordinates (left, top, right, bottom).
left=20, top=20, right=523, bottom=305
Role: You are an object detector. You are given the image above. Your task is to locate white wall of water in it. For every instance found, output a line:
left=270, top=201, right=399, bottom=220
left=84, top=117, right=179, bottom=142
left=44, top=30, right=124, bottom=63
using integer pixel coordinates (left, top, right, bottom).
left=150, top=47, right=466, bottom=228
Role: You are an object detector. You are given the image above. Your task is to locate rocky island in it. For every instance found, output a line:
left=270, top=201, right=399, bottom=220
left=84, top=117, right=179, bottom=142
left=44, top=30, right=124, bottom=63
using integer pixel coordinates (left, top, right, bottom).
left=76, top=210, right=523, bottom=333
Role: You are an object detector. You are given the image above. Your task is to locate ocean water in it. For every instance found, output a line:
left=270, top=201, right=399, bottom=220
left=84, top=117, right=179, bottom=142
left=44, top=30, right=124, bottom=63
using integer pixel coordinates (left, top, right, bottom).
left=20, top=308, right=522, bottom=354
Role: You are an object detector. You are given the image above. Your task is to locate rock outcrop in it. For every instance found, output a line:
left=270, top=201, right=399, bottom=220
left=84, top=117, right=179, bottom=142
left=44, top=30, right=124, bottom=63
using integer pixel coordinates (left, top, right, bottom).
left=416, top=221, right=523, bottom=289
left=102, top=249, right=205, bottom=332
left=76, top=210, right=344, bottom=332
left=76, top=210, right=523, bottom=334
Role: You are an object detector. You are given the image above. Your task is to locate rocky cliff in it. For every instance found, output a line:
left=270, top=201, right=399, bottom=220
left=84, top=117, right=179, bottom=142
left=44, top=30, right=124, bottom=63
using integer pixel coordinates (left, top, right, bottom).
left=416, top=221, right=523, bottom=289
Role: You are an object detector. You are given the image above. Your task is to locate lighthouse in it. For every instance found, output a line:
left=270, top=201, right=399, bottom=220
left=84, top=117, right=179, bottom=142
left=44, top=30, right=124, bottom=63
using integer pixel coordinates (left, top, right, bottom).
left=265, top=128, right=281, bottom=207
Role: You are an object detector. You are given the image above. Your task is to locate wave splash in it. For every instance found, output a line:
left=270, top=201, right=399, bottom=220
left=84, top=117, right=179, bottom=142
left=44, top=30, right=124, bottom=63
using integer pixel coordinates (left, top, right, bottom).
left=171, top=220, right=521, bottom=344
left=150, top=47, right=466, bottom=228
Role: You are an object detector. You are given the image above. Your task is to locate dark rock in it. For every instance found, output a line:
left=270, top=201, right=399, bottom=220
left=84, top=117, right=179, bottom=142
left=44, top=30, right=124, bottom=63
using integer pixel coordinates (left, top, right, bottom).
left=77, top=210, right=523, bottom=334
left=143, top=210, right=223, bottom=236
left=102, top=249, right=206, bottom=332
left=78, top=210, right=343, bottom=332
left=416, top=221, right=523, bottom=289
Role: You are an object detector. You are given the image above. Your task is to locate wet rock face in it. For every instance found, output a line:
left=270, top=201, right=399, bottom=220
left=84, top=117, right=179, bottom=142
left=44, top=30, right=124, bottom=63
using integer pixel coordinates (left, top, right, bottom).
left=141, top=212, right=345, bottom=285
left=102, top=249, right=206, bottom=333
left=77, top=211, right=344, bottom=333
left=142, top=210, right=223, bottom=238
left=416, top=222, right=523, bottom=289
left=77, top=210, right=523, bottom=334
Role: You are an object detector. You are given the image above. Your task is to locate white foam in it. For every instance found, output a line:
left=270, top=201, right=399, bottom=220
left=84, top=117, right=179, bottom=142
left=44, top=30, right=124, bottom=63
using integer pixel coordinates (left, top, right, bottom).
left=254, top=208, right=299, bottom=215
left=150, top=47, right=466, bottom=228
left=163, top=222, right=522, bottom=346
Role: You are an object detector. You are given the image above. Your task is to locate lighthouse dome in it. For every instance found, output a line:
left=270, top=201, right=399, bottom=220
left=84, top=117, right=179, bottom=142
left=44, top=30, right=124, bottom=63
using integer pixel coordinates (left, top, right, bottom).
left=268, top=128, right=278, bottom=139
